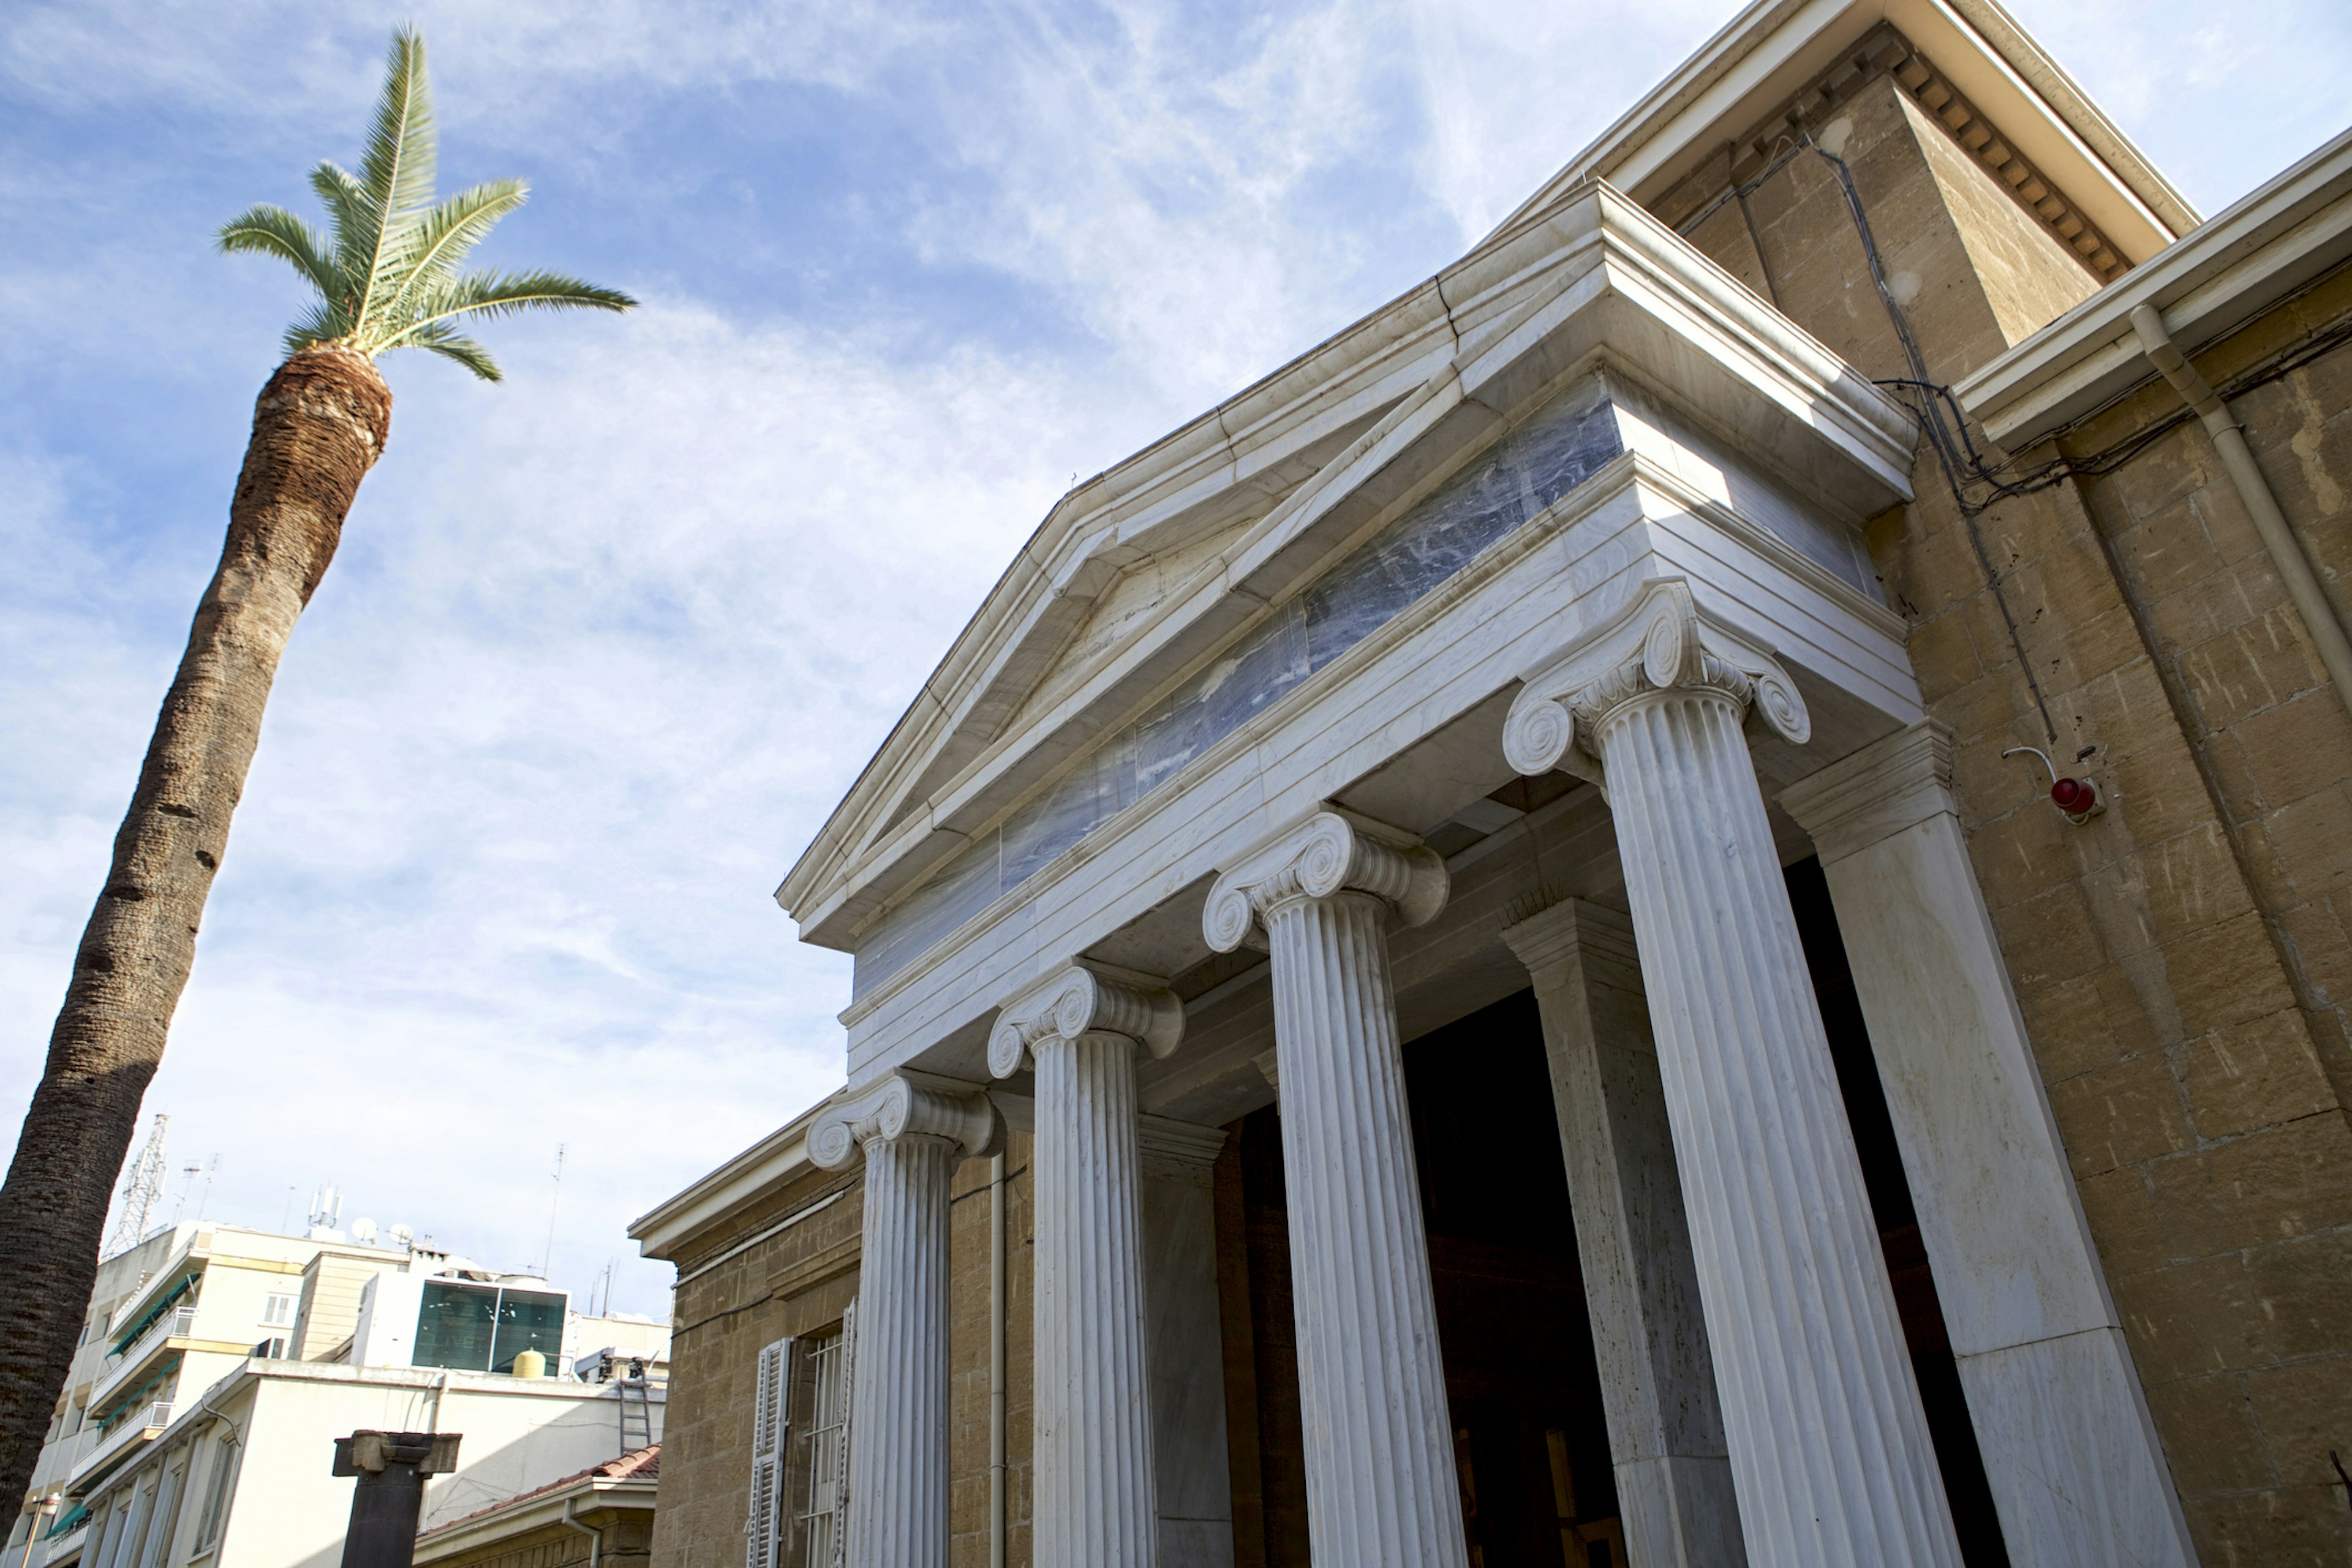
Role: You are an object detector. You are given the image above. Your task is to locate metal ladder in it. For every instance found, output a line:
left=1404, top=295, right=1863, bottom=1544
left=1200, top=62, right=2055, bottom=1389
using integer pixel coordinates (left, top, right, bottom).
left=618, top=1373, right=654, bottom=1453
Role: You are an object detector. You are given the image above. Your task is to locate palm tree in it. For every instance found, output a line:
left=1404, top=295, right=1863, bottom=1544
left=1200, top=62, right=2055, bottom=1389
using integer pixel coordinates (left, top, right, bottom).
left=0, top=28, right=633, bottom=1507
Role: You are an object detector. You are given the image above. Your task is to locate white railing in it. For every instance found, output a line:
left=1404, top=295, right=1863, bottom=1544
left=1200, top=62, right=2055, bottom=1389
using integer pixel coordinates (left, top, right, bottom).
left=92, top=1306, right=197, bottom=1403
left=72, top=1402, right=172, bottom=1480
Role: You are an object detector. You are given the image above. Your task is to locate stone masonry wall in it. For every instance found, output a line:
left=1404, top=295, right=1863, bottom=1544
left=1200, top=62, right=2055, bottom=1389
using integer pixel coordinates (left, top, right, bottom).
left=2010, top=271, right=2352, bottom=1562
left=649, top=1137, right=1035, bottom=1568
left=949, top=1130, right=1036, bottom=1568
left=1656, top=51, right=2352, bottom=1567
left=649, top=1166, right=862, bottom=1568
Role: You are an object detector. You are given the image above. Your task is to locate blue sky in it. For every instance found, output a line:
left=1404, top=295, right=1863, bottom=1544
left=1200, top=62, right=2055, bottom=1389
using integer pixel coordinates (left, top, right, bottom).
left=4, top=0, right=2348, bottom=1318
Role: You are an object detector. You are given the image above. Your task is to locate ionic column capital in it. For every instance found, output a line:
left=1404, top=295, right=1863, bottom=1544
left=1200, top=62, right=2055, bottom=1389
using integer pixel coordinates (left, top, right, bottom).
left=989, top=962, right=1185, bottom=1079
left=1202, top=809, right=1448, bottom=954
left=809, top=1069, right=1002, bottom=1170
left=1503, top=577, right=1810, bottom=782
left=1778, top=720, right=1956, bottom=864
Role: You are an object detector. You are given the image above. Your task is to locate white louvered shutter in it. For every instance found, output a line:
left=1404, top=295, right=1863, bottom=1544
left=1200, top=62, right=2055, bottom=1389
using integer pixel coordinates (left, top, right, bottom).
left=831, top=1300, right=857, bottom=1568
left=746, top=1336, right=794, bottom=1568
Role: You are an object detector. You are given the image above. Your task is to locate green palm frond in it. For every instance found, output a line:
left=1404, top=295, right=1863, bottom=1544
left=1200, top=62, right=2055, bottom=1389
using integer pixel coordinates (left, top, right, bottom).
left=307, top=161, right=377, bottom=297
left=217, top=204, right=344, bottom=301
left=281, top=299, right=352, bottom=361
left=404, top=322, right=503, bottom=382
left=379, top=179, right=528, bottom=322
left=352, top=28, right=437, bottom=327
left=383, top=270, right=638, bottom=341
left=216, top=24, right=633, bottom=382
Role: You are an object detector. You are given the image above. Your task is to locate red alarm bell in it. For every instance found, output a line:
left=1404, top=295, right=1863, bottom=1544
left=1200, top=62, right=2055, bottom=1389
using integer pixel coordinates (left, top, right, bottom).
left=2050, top=775, right=2097, bottom=814
left=2003, top=746, right=2105, bottom=824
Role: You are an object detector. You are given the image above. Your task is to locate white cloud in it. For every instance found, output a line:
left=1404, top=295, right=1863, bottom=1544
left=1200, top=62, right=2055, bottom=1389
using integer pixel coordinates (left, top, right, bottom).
left=0, top=303, right=1154, bottom=1313
left=1396, top=0, right=1730, bottom=242
left=2000, top=0, right=2352, bottom=214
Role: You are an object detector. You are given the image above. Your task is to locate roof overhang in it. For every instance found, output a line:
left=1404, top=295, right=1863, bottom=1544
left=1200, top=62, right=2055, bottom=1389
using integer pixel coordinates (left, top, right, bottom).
left=413, top=1477, right=658, bottom=1560
left=628, top=1094, right=835, bottom=1261
left=1491, top=0, right=2193, bottom=262
left=781, top=181, right=1913, bottom=961
left=1957, top=126, right=2352, bottom=447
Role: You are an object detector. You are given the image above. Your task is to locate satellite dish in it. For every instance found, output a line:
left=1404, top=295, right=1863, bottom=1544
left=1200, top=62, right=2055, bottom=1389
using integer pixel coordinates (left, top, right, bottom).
left=351, top=1218, right=379, bottom=1245
left=390, top=1223, right=415, bottom=1251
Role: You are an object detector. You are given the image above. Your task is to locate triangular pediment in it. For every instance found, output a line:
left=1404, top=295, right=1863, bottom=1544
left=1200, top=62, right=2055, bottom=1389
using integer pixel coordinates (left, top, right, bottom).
left=780, top=182, right=1914, bottom=968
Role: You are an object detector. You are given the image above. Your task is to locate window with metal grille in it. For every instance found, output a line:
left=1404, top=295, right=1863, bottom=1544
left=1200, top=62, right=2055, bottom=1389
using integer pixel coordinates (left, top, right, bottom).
left=794, top=1324, right=851, bottom=1568
left=745, top=1305, right=855, bottom=1568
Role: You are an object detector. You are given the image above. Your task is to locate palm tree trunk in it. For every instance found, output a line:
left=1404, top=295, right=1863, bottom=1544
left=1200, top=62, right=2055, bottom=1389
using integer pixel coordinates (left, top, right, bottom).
left=0, top=344, right=390, bottom=1510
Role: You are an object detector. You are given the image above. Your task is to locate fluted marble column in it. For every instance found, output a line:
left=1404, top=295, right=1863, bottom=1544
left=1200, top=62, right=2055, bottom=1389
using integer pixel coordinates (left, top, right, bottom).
left=992, top=963, right=1185, bottom=1568
left=1501, top=898, right=1746, bottom=1568
left=1204, top=811, right=1467, bottom=1568
left=1505, top=578, right=1963, bottom=1568
left=810, top=1071, right=1002, bottom=1568
left=1782, top=723, right=2196, bottom=1568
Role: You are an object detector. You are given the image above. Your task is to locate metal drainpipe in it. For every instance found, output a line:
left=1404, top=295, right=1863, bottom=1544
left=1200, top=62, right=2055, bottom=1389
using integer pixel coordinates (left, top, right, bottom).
left=560, top=1494, right=603, bottom=1568
left=988, top=1151, right=1007, bottom=1568
left=2130, top=303, right=2352, bottom=719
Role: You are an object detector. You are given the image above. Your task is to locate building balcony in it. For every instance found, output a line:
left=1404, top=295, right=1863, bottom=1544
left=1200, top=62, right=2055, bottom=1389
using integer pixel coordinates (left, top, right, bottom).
left=90, top=1306, right=197, bottom=1406
left=69, top=1402, right=171, bottom=1491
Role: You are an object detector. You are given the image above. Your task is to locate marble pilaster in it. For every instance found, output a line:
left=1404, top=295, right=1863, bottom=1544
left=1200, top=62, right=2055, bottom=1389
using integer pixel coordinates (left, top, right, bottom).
left=992, top=963, right=1184, bottom=1568
left=1137, top=1117, right=1238, bottom=1568
left=1781, top=723, right=2196, bottom=1568
left=1506, top=578, right=1964, bottom=1568
left=1501, top=898, right=1746, bottom=1567
left=1204, top=811, right=1468, bottom=1568
left=810, top=1071, right=1003, bottom=1568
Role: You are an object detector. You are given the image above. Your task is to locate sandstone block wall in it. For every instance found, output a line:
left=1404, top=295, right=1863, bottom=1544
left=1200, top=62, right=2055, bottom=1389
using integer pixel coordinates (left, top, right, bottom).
left=647, top=1135, right=1036, bottom=1568
left=648, top=1166, right=861, bottom=1568
left=1658, top=40, right=2352, bottom=1565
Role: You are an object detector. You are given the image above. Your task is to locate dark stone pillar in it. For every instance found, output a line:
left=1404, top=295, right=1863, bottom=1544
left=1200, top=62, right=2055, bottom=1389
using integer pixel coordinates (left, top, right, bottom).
left=332, top=1430, right=462, bottom=1568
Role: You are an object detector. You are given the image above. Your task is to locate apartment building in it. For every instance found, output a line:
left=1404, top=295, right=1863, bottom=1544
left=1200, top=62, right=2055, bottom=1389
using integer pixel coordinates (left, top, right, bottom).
left=13, top=1220, right=670, bottom=1568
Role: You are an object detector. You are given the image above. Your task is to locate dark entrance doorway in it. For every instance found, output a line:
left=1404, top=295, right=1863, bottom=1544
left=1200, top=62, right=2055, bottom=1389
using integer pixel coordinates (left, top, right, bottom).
left=1404, top=990, right=1626, bottom=1567
left=1212, top=990, right=1623, bottom=1568
left=1211, top=861, right=2013, bottom=1567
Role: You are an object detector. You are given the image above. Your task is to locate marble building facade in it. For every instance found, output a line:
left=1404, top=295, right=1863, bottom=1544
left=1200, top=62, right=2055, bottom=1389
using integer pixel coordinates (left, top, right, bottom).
left=635, top=2, right=2352, bottom=1564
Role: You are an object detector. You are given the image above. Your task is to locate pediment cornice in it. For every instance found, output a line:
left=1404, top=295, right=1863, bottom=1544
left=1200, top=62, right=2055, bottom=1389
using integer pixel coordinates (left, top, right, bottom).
left=778, top=181, right=1913, bottom=955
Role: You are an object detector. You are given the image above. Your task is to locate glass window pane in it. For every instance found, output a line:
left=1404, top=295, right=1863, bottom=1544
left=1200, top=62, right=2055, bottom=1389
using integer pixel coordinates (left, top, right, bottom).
left=414, top=1283, right=497, bottom=1371
left=491, top=1290, right=565, bottom=1374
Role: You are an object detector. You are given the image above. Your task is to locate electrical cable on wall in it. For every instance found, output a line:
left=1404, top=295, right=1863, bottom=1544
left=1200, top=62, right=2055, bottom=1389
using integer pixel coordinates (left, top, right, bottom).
left=1678, top=121, right=2352, bottom=752
left=1806, top=135, right=2064, bottom=745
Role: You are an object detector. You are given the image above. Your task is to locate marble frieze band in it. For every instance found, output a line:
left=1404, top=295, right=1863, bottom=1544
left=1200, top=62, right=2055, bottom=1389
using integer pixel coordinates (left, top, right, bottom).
left=851, top=374, right=1626, bottom=998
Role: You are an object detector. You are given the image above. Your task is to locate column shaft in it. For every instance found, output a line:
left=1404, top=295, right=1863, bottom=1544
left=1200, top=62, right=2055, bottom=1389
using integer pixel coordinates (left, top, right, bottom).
left=846, top=1133, right=957, bottom=1568
left=1596, top=688, right=1961, bottom=1568
left=1263, top=889, right=1468, bottom=1568
left=1506, top=900, right=1746, bottom=1567
left=1033, top=1031, right=1159, bottom=1567
left=1783, top=724, right=2196, bottom=1567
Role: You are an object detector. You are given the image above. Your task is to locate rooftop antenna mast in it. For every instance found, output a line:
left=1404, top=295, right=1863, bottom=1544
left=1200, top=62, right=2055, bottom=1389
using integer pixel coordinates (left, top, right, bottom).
left=105, top=1112, right=170, bottom=1258
left=194, top=1155, right=221, bottom=1222
left=167, top=1160, right=203, bottom=1228
left=541, top=1144, right=566, bottom=1280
